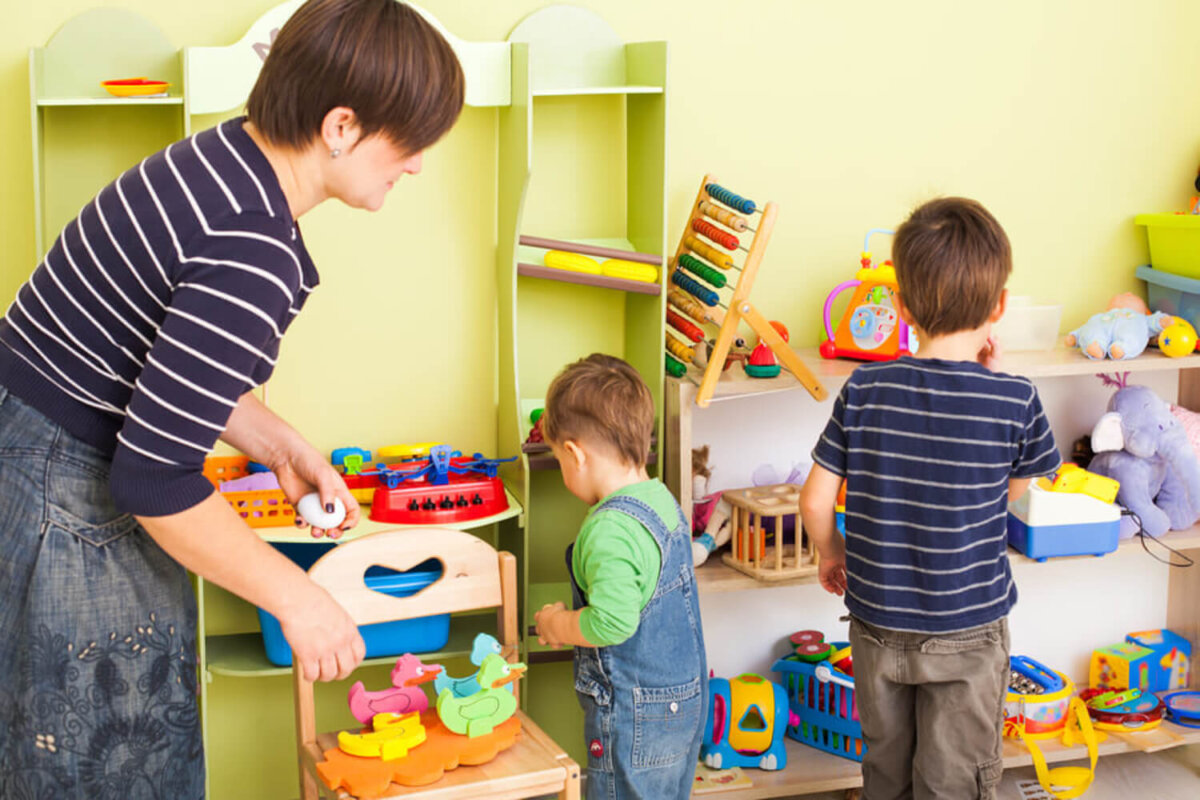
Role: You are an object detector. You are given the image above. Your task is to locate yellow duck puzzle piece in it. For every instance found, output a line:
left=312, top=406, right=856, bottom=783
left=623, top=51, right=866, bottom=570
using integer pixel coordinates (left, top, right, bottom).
left=338, top=712, right=427, bottom=761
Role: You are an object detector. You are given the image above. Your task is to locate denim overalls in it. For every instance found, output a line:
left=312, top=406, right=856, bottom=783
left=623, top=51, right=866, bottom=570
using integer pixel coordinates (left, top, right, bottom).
left=0, top=386, right=203, bottom=799
left=568, top=494, right=708, bottom=800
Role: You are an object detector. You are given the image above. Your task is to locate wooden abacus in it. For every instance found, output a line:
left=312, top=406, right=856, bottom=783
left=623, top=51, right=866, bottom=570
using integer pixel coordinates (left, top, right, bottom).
left=665, top=175, right=827, bottom=407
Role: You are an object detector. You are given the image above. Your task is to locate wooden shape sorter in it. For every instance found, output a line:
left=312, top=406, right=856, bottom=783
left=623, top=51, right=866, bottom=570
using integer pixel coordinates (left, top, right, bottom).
left=721, top=484, right=819, bottom=582
left=317, top=708, right=522, bottom=798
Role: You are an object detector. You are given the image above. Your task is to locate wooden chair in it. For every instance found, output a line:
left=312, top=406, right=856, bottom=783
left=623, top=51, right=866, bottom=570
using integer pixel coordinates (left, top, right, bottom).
left=294, top=527, right=580, bottom=799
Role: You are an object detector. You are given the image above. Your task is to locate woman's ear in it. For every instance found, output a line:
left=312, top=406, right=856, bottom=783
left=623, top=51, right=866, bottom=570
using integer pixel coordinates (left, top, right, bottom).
left=320, top=106, right=361, bottom=153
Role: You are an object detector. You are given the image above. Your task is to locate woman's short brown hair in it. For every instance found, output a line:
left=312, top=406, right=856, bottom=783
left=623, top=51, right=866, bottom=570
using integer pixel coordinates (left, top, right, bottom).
left=247, top=0, right=464, bottom=153
left=893, top=197, right=1012, bottom=337
left=543, top=354, right=655, bottom=468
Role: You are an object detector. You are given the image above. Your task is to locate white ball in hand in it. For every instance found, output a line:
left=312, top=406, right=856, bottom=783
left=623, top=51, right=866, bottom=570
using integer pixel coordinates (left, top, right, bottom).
left=295, top=493, right=346, bottom=529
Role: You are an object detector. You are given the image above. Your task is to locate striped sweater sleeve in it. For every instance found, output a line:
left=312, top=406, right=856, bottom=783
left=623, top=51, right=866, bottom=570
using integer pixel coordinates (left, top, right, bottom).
left=109, top=214, right=300, bottom=516
left=1012, top=384, right=1061, bottom=478
left=812, top=383, right=849, bottom=476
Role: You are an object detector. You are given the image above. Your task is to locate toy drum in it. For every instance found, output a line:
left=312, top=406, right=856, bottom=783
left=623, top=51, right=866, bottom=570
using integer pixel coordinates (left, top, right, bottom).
left=1004, top=655, right=1074, bottom=740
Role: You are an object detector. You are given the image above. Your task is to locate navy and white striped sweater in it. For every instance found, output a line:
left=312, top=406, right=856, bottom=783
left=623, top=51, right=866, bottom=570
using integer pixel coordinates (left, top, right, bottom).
left=0, top=117, right=317, bottom=515
left=812, top=357, right=1061, bottom=634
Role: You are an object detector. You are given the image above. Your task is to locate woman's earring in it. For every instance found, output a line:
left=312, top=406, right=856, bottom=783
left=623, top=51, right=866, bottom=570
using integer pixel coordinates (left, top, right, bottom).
left=330, top=148, right=341, bottom=159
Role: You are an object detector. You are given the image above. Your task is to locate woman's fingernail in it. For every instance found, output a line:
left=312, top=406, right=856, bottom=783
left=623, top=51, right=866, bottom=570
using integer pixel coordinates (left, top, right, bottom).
left=325, top=503, right=334, bottom=513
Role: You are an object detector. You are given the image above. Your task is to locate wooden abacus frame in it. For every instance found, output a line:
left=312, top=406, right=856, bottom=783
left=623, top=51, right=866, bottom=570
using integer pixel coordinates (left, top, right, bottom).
left=667, top=174, right=827, bottom=407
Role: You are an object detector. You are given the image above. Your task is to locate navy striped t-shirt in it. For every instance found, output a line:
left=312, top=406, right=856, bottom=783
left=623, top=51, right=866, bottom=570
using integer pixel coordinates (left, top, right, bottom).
left=0, top=117, right=317, bottom=516
left=812, top=357, right=1060, bottom=633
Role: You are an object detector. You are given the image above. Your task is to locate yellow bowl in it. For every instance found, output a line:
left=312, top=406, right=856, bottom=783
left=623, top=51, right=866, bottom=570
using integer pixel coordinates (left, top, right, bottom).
left=101, top=78, right=171, bottom=97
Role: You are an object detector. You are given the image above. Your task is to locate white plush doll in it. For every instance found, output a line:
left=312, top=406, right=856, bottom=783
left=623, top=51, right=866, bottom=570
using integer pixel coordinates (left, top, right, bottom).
left=691, top=446, right=733, bottom=567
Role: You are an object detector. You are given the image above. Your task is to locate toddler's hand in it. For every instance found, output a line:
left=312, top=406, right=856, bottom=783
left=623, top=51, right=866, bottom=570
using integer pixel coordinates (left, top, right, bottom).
left=977, top=335, right=1003, bottom=371
left=534, top=602, right=567, bottom=648
left=819, top=558, right=847, bottom=596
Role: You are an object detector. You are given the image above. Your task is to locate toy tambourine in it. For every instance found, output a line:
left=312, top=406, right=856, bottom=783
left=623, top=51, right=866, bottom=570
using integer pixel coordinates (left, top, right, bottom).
left=1162, top=690, right=1200, bottom=728
left=1078, top=687, right=1165, bottom=731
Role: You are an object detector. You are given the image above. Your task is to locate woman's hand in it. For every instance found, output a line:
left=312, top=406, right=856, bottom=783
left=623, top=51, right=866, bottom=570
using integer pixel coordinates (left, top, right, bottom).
left=271, top=442, right=361, bottom=539
left=279, top=583, right=366, bottom=682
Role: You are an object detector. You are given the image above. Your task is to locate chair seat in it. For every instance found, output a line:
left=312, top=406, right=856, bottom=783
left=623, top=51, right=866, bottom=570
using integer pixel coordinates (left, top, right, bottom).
left=313, top=711, right=576, bottom=799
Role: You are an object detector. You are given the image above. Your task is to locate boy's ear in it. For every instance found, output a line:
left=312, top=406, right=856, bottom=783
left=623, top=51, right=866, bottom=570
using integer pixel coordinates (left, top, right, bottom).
left=893, top=292, right=915, bottom=327
left=988, top=289, right=1008, bottom=324
left=562, top=440, right=587, bottom=469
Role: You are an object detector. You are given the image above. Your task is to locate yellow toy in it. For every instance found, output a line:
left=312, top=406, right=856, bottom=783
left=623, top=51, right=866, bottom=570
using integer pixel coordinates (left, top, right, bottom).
left=436, top=654, right=525, bottom=738
left=377, top=442, right=443, bottom=461
left=1158, top=317, right=1198, bottom=357
left=602, top=259, right=658, bottom=283
left=1043, top=463, right=1120, bottom=504
left=544, top=250, right=602, bottom=275
left=337, top=712, right=427, bottom=761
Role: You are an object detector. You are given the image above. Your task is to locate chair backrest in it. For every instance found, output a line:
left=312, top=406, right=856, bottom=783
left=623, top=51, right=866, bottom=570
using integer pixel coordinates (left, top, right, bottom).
left=306, top=527, right=511, bottom=627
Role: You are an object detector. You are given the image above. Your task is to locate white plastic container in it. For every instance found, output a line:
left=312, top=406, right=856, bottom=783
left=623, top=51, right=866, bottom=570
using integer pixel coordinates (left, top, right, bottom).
left=994, top=296, right=1062, bottom=351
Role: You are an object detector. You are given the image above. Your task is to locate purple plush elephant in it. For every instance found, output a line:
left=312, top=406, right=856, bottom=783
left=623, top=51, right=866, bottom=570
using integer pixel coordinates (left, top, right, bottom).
left=1088, top=384, right=1200, bottom=537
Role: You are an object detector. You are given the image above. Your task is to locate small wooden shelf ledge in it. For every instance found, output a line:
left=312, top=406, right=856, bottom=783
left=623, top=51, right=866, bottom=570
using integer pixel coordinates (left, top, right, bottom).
left=517, top=263, right=661, bottom=295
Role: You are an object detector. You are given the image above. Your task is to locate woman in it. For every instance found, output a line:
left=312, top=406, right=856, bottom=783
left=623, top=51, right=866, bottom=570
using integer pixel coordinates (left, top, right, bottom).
left=0, top=0, right=464, bottom=796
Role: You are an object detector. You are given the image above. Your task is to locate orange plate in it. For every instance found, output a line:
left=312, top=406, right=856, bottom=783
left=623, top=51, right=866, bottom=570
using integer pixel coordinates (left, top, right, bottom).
left=101, top=78, right=170, bottom=97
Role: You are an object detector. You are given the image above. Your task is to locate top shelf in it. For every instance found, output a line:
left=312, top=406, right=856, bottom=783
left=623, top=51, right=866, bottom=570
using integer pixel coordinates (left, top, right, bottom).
left=36, top=95, right=183, bottom=106
left=674, top=346, right=1200, bottom=403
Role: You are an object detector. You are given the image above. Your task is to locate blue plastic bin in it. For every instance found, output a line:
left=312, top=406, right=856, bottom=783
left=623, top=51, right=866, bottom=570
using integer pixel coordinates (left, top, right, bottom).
left=773, top=644, right=865, bottom=762
left=257, top=542, right=449, bottom=667
left=1137, top=264, right=1200, bottom=332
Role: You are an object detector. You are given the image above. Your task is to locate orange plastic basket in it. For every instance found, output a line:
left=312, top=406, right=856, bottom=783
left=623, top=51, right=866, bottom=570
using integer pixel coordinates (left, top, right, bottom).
left=204, top=456, right=296, bottom=528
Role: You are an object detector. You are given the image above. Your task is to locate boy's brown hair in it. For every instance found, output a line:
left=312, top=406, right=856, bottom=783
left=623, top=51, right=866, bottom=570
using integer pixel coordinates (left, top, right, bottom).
left=543, top=354, right=654, bottom=468
left=892, top=197, right=1012, bottom=337
left=247, top=0, right=464, bottom=154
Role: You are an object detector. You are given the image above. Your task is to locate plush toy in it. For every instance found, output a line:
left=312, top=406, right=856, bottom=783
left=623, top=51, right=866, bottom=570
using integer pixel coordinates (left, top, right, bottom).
left=1066, top=293, right=1174, bottom=360
left=1087, top=376, right=1200, bottom=537
left=691, top=446, right=733, bottom=567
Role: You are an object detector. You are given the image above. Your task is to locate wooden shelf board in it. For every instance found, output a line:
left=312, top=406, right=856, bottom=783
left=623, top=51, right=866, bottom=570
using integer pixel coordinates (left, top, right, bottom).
left=250, top=488, right=522, bottom=543
left=696, top=525, right=1200, bottom=595
left=517, top=263, right=660, bottom=295
left=37, top=96, right=183, bottom=106
left=675, top=347, right=1200, bottom=404
left=205, top=614, right=494, bottom=678
left=693, top=722, right=1200, bottom=798
left=532, top=85, right=663, bottom=97
left=527, top=450, right=657, bottom=472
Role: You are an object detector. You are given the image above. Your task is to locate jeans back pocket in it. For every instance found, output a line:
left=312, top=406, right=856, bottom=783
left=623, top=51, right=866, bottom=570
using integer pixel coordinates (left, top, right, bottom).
left=632, top=677, right=703, bottom=768
left=46, top=456, right=138, bottom=547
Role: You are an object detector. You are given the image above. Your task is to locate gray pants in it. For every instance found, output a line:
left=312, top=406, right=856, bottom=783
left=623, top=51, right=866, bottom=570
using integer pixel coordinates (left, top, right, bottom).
left=849, top=616, right=1009, bottom=800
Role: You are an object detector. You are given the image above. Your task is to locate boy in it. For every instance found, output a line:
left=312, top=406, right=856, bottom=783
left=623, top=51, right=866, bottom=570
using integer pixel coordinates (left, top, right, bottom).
left=800, top=198, right=1060, bottom=800
left=534, top=354, right=707, bottom=800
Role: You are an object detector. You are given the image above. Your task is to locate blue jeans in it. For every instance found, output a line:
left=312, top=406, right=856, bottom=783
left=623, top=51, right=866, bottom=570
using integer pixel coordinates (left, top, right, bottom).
left=0, top=385, right=203, bottom=799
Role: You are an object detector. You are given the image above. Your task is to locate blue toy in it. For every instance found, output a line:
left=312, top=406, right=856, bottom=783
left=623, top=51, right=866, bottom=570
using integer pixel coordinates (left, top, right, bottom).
left=1065, top=305, right=1173, bottom=361
left=701, top=673, right=797, bottom=771
left=332, top=447, right=372, bottom=475
left=364, top=445, right=516, bottom=489
left=433, top=633, right=513, bottom=699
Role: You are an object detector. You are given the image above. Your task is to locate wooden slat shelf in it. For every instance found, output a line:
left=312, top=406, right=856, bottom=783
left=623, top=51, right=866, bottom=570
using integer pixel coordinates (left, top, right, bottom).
left=517, top=262, right=661, bottom=295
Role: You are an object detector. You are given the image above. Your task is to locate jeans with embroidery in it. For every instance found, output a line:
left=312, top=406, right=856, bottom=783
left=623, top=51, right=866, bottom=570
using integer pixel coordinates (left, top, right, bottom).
left=0, top=385, right=203, bottom=799
left=568, top=494, right=707, bottom=800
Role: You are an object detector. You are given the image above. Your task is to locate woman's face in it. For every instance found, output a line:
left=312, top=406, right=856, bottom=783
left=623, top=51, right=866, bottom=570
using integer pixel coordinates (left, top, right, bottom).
left=330, top=134, right=423, bottom=212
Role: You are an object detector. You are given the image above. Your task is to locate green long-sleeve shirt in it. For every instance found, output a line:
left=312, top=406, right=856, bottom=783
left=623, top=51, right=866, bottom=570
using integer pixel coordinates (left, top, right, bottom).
left=572, top=479, right=680, bottom=646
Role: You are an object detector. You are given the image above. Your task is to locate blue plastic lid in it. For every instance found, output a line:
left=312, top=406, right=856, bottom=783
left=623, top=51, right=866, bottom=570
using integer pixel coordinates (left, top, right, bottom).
left=1136, top=264, right=1200, bottom=292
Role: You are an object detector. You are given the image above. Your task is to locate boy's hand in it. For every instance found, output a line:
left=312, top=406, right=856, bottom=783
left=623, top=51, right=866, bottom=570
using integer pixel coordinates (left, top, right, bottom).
left=819, top=556, right=847, bottom=596
left=977, top=335, right=1003, bottom=371
left=535, top=602, right=568, bottom=648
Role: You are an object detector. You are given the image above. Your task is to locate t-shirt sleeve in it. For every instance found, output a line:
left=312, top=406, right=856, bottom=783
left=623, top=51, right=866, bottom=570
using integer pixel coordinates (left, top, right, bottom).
left=576, top=512, right=658, bottom=647
left=811, top=383, right=850, bottom=477
left=109, top=215, right=303, bottom=515
left=1013, top=384, right=1061, bottom=478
